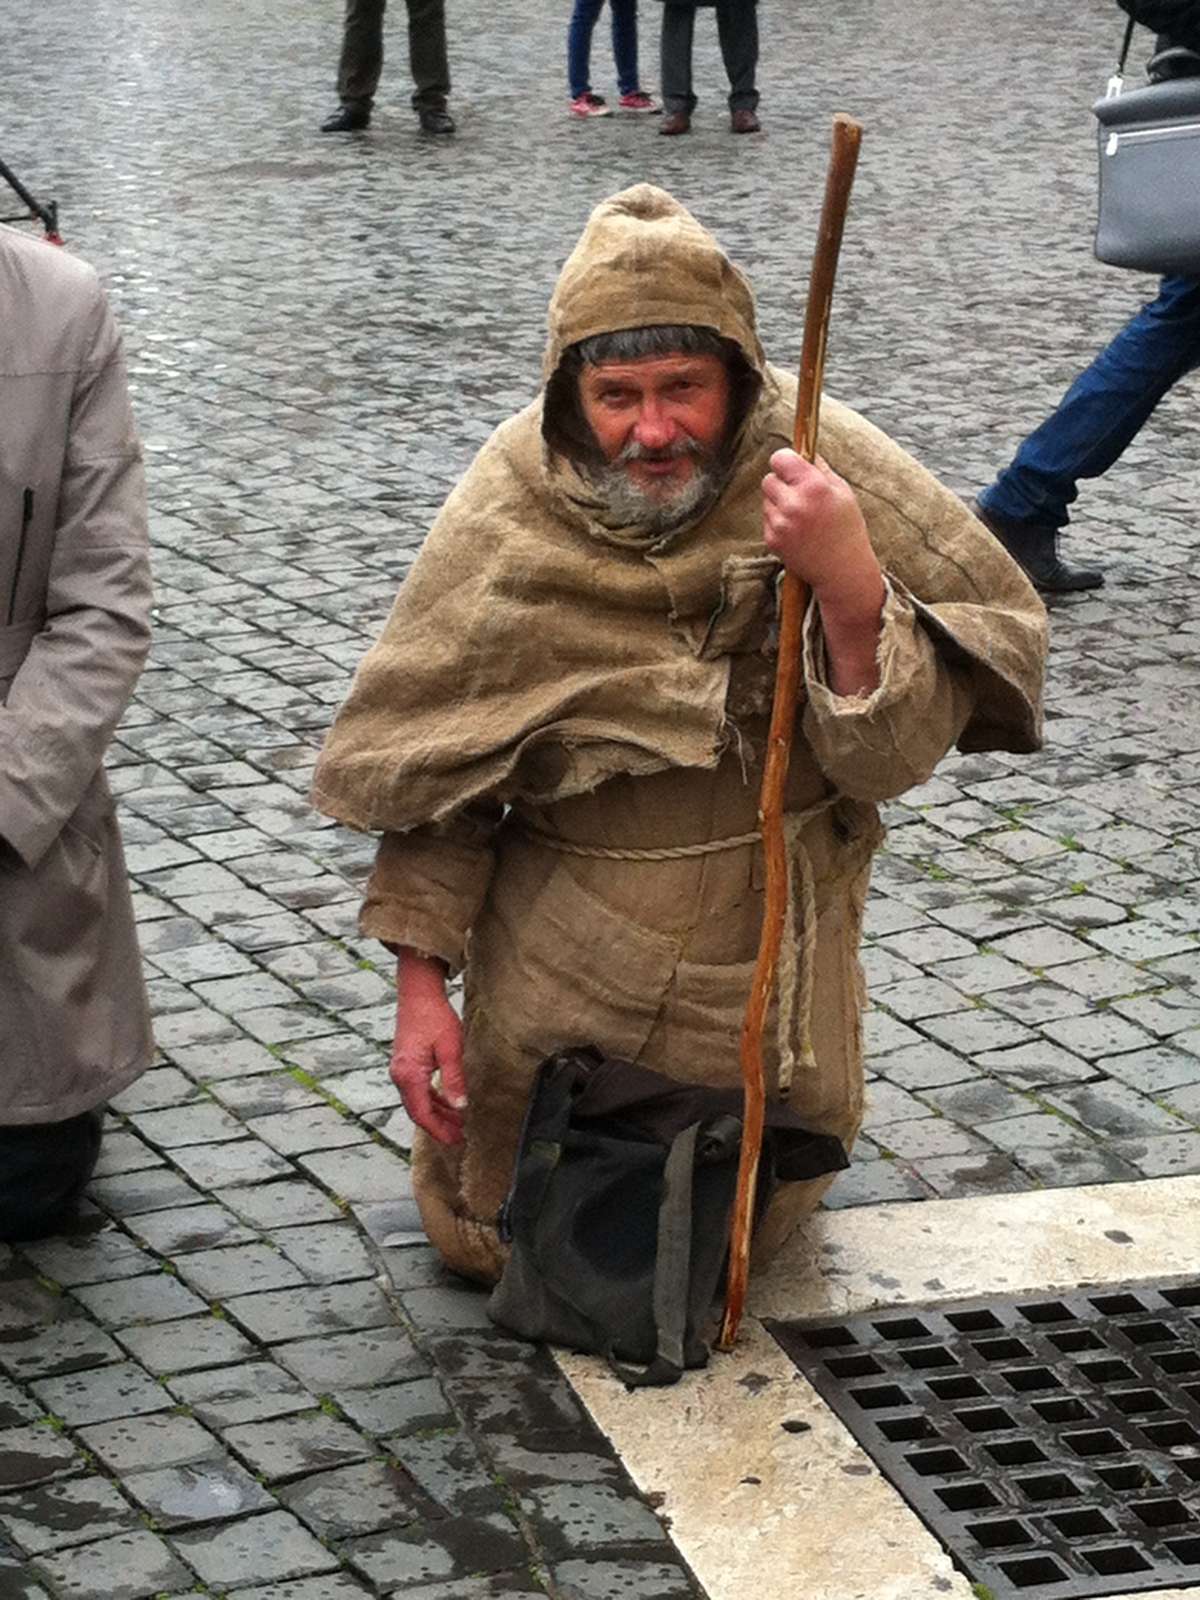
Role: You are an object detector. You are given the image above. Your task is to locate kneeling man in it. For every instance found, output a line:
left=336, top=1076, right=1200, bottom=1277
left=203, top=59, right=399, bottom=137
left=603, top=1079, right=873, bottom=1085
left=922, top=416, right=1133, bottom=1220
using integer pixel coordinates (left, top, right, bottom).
left=314, top=184, right=1047, bottom=1282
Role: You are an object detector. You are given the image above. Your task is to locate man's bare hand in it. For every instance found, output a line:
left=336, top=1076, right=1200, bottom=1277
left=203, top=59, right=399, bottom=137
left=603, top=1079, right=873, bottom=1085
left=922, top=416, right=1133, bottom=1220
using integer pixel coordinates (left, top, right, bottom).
left=762, top=448, right=886, bottom=697
left=391, top=949, right=466, bottom=1144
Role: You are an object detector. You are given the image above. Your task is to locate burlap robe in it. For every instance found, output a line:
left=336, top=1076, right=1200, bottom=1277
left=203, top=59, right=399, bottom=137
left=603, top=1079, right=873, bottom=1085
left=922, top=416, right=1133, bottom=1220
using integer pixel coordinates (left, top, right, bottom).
left=313, top=185, right=1047, bottom=1281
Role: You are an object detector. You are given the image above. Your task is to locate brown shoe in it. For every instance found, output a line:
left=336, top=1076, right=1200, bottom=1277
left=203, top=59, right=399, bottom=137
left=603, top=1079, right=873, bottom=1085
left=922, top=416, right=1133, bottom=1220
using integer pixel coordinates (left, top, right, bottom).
left=731, top=109, right=761, bottom=134
left=659, top=111, right=691, bottom=136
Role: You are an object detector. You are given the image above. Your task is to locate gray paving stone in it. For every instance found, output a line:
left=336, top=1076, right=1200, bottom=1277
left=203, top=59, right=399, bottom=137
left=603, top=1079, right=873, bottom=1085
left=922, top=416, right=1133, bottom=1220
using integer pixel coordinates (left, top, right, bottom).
left=18, top=1230, right=155, bottom=1288
left=386, top=1428, right=505, bottom=1516
left=224, top=1280, right=395, bottom=1344
left=978, top=1114, right=1099, bottom=1156
left=342, top=1513, right=527, bottom=1589
left=274, top=1326, right=429, bottom=1392
left=169, top=1138, right=294, bottom=1188
left=77, top=1412, right=223, bottom=1474
left=171, top=1508, right=340, bottom=1586
left=174, top=1242, right=307, bottom=1299
left=1111, top=986, right=1200, bottom=1037
left=29, top=1362, right=171, bottom=1428
left=1043, top=1082, right=1188, bottom=1139
left=379, top=1581, right=544, bottom=1600
left=862, top=1082, right=935, bottom=1126
left=522, top=1483, right=668, bottom=1559
left=0, top=1476, right=139, bottom=1554
left=1097, top=1044, right=1200, bottom=1094
left=31, top=1529, right=192, bottom=1600
left=87, top=1168, right=203, bottom=1217
left=127, top=1101, right=247, bottom=1148
left=0, top=1425, right=81, bottom=1489
left=822, top=1158, right=934, bottom=1209
left=401, top=1284, right=496, bottom=1335
left=1040, top=1010, right=1156, bottom=1060
left=115, top=1313, right=257, bottom=1374
left=984, top=981, right=1092, bottom=1026
left=229, top=1578, right=374, bottom=1600
left=921, top=1078, right=1038, bottom=1125
left=334, top=1379, right=457, bottom=1439
left=987, top=926, right=1105, bottom=968
left=216, top=1179, right=344, bottom=1230
left=910, top=1151, right=1029, bottom=1199
left=70, top=1272, right=208, bottom=1326
left=277, top=1460, right=424, bottom=1538
left=249, top=1105, right=372, bottom=1155
left=222, top=1411, right=373, bottom=1480
left=296, top=1143, right=414, bottom=1203
left=108, top=1067, right=199, bottom=1113
left=921, top=1008, right=1036, bottom=1054
left=553, top=1560, right=697, bottom=1600
left=270, top=1222, right=376, bottom=1283
left=974, top=1040, right=1097, bottom=1088
left=89, top=1130, right=165, bottom=1177
left=170, top=1036, right=285, bottom=1082
left=125, top=1202, right=257, bottom=1255
left=124, top=1457, right=275, bottom=1526
left=0, top=1320, right=122, bottom=1382
left=0, top=1379, right=45, bottom=1430
left=211, top=1072, right=326, bottom=1119
left=1109, top=1131, right=1200, bottom=1177
left=871, top=1118, right=985, bottom=1161
left=167, top=1362, right=316, bottom=1429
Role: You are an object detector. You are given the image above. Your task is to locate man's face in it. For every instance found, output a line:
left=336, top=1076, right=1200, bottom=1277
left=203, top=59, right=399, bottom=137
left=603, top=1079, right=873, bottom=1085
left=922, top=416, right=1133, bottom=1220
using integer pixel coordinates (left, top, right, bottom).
left=578, top=353, right=732, bottom=516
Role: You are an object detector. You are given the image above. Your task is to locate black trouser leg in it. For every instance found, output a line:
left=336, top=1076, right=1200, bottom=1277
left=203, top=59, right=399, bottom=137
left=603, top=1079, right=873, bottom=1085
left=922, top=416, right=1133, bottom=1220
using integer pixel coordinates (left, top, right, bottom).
left=406, top=0, right=451, bottom=107
left=0, top=1111, right=103, bottom=1244
left=661, top=3, right=697, bottom=114
left=716, top=0, right=759, bottom=111
left=337, top=0, right=387, bottom=111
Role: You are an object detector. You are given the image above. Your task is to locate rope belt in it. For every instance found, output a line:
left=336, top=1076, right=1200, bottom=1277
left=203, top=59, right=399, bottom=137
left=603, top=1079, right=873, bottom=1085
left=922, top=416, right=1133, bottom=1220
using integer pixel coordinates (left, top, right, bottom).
left=520, top=794, right=840, bottom=1092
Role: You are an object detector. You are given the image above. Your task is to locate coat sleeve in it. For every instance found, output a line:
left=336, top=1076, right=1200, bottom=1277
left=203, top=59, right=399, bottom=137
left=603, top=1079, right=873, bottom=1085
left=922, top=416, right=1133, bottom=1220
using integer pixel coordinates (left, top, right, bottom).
left=801, top=579, right=975, bottom=802
left=1118, top=0, right=1200, bottom=49
left=0, top=273, right=151, bottom=869
left=359, top=801, right=503, bottom=972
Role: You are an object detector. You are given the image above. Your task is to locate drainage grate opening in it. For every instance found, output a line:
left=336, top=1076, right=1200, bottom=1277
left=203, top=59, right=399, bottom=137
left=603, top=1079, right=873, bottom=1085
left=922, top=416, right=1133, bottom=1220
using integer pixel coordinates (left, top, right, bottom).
left=768, top=1277, right=1200, bottom=1598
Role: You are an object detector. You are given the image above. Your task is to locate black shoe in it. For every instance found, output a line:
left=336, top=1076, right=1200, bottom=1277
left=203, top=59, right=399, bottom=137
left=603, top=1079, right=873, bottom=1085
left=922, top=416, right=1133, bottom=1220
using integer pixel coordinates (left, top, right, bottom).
left=969, top=499, right=1105, bottom=593
left=320, top=104, right=370, bottom=132
left=418, top=105, right=455, bottom=135
left=731, top=109, right=762, bottom=134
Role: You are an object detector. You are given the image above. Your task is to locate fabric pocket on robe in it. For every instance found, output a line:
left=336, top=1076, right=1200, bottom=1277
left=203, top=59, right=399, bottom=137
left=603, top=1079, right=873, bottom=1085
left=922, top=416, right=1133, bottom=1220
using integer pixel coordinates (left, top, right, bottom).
left=694, top=554, right=778, bottom=661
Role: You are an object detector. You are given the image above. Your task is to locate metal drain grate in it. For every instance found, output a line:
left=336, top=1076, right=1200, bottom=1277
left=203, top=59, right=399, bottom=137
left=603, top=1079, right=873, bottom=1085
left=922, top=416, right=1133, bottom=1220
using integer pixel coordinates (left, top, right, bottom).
left=768, top=1281, right=1200, bottom=1598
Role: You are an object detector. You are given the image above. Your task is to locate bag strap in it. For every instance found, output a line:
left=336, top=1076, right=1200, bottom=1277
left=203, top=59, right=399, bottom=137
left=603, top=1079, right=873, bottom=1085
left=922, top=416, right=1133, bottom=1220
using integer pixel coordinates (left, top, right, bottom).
left=608, top=1121, right=700, bottom=1389
left=1117, top=12, right=1136, bottom=75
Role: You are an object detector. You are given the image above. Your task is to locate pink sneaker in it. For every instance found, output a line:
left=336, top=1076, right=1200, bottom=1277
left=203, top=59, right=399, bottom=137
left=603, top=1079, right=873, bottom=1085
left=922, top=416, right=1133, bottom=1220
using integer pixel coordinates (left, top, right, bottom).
left=619, top=90, right=661, bottom=114
left=569, top=92, right=612, bottom=118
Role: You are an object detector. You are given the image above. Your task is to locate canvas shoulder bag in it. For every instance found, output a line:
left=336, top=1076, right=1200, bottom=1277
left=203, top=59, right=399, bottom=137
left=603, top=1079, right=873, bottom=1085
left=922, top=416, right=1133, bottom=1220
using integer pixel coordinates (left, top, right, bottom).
left=1094, top=15, right=1200, bottom=275
left=487, top=1045, right=848, bottom=1388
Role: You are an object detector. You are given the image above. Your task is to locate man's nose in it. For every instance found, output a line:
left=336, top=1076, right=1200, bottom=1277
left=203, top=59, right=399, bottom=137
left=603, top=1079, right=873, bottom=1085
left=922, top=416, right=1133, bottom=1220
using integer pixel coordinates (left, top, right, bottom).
left=632, top=398, right=676, bottom=451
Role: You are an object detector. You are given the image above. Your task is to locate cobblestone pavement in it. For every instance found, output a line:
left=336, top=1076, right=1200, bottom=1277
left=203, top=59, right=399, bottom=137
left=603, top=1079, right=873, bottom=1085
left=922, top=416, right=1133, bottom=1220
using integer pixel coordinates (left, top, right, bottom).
left=4, top=0, right=1200, bottom=1595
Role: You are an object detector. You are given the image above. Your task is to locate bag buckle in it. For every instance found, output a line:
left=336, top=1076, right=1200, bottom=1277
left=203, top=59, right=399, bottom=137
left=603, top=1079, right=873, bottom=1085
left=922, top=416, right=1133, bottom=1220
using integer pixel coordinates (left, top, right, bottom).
left=1105, top=72, right=1124, bottom=100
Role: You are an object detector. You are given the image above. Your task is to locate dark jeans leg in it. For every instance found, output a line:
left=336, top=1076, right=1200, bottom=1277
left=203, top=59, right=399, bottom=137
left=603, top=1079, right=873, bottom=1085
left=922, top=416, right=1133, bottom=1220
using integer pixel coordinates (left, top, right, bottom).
left=337, top=0, right=386, bottom=111
left=661, top=3, right=696, bottom=114
left=981, top=274, right=1200, bottom=529
left=0, top=1111, right=102, bottom=1244
left=568, top=0, right=605, bottom=99
left=716, top=0, right=759, bottom=111
left=406, top=0, right=450, bottom=108
left=611, top=0, right=640, bottom=97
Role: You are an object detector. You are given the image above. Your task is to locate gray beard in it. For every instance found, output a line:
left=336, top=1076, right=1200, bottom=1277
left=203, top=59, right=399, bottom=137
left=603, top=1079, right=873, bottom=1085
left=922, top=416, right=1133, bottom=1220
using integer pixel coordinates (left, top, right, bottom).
left=590, top=442, right=721, bottom=538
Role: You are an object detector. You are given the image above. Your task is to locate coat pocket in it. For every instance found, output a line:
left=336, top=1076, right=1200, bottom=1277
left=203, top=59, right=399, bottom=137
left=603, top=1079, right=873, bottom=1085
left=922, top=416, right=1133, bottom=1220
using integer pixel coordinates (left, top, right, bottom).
left=696, top=554, right=778, bottom=661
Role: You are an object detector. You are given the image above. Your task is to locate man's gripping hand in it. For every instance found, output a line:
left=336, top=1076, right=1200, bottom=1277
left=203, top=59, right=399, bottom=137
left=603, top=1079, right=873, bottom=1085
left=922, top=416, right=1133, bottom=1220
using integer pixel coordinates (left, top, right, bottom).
left=391, top=948, right=467, bottom=1144
left=762, top=449, right=886, bottom=698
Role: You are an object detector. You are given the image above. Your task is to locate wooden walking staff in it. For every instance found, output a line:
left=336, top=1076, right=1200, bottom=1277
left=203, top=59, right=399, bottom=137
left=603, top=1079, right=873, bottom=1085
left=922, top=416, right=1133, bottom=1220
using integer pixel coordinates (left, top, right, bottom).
left=718, top=112, right=864, bottom=1353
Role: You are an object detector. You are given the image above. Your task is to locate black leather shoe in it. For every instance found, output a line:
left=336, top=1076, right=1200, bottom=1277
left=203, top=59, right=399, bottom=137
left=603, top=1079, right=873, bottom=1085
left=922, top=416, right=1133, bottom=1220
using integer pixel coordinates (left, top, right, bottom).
left=969, top=499, right=1105, bottom=593
left=320, top=105, right=370, bottom=132
left=659, top=111, right=691, bottom=136
left=731, top=109, right=762, bottom=134
left=418, top=105, right=455, bottom=135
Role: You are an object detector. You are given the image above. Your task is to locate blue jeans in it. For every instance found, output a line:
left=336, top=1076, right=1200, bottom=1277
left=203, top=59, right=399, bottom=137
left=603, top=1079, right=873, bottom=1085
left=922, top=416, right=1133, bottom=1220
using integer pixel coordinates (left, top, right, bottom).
left=568, top=0, right=639, bottom=99
left=980, top=274, right=1200, bottom=530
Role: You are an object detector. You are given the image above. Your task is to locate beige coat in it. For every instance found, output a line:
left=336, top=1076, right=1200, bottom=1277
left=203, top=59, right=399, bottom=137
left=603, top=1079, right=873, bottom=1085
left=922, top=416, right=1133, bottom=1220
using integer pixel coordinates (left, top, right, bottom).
left=0, top=225, right=153, bottom=1124
left=314, top=186, right=1048, bottom=1281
